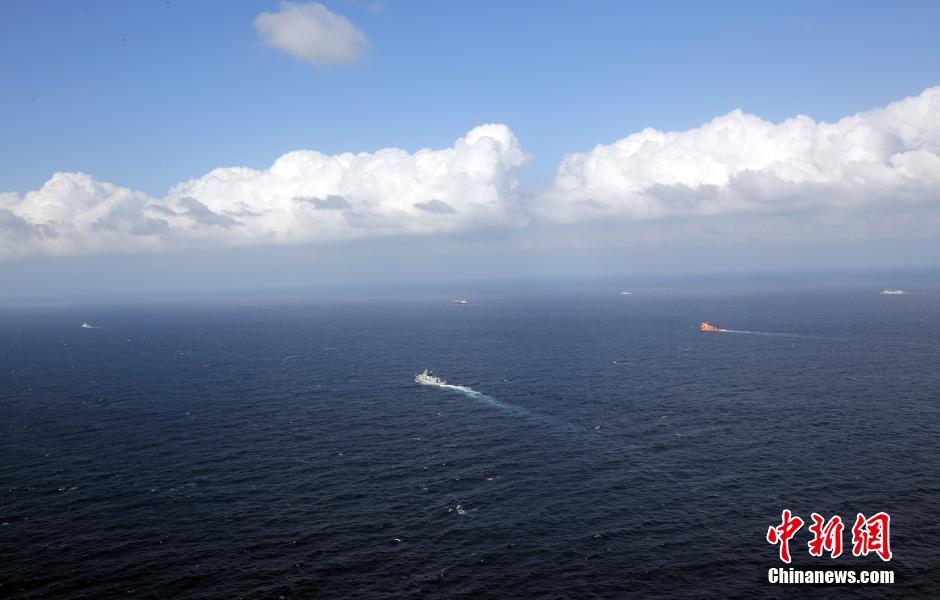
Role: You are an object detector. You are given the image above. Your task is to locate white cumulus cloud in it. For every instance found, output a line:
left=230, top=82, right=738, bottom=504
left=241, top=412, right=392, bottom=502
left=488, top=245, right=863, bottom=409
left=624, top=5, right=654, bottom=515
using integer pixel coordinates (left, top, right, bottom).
left=254, top=2, right=368, bottom=66
left=0, top=124, right=527, bottom=259
left=4, top=87, right=940, bottom=261
left=540, top=86, right=940, bottom=223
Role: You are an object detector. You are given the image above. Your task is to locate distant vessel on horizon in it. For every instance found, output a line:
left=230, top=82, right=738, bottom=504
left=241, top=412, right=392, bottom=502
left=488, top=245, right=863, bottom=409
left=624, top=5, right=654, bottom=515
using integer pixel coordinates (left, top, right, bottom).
left=81, top=322, right=95, bottom=329
left=881, top=289, right=908, bottom=295
left=451, top=298, right=469, bottom=304
left=620, top=291, right=632, bottom=295
left=700, top=321, right=723, bottom=332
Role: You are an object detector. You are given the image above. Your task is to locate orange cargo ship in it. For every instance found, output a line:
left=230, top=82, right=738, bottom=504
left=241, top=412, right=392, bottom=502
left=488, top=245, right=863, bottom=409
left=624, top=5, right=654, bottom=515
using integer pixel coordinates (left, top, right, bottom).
left=700, top=321, right=722, bottom=332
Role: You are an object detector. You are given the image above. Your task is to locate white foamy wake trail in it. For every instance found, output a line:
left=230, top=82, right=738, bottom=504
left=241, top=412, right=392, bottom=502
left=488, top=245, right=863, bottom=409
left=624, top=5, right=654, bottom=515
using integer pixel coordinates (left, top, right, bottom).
left=720, top=329, right=850, bottom=342
left=418, top=375, right=586, bottom=433
left=434, top=383, right=531, bottom=416
left=721, top=329, right=796, bottom=337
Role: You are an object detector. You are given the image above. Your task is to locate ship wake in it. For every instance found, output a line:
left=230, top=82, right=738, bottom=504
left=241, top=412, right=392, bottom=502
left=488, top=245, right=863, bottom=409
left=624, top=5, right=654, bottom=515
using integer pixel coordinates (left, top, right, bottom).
left=432, top=382, right=529, bottom=416
left=720, top=329, right=849, bottom=341
left=418, top=374, right=599, bottom=434
left=721, top=329, right=803, bottom=337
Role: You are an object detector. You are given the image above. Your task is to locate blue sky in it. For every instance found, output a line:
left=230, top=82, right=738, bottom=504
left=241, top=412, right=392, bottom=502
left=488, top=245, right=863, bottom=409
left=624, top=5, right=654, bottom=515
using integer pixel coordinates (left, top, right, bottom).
left=3, top=1, right=940, bottom=298
left=4, top=0, right=940, bottom=196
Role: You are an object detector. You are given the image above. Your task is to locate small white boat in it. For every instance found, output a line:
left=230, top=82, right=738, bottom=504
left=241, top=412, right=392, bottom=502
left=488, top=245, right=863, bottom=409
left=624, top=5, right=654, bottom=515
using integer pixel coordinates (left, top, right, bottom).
left=415, top=369, right=447, bottom=386
left=451, top=298, right=469, bottom=305
left=619, top=291, right=632, bottom=295
left=81, top=322, right=95, bottom=329
left=880, top=289, right=908, bottom=295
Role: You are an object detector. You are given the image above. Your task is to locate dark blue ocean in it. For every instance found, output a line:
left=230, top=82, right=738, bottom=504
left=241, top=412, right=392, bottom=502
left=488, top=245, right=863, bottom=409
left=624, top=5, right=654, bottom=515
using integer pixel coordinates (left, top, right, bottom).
left=2, top=290, right=939, bottom=598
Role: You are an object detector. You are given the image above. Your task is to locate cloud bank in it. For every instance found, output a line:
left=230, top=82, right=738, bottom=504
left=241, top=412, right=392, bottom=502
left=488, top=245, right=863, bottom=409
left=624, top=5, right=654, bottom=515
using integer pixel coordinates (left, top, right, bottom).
left=2, top=87, right=940, bottom=260
left=542, top=86, right=940, bottom=223
left=0, top=125, right=526, bottom=258
left=254, top=2, right=368, bottom=66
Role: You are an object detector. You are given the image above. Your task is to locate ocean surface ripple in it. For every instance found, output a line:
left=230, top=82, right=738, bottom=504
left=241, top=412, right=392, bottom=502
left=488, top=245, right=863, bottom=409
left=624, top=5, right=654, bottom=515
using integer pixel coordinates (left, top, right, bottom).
left=1, top=292, right=939, bottom=598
